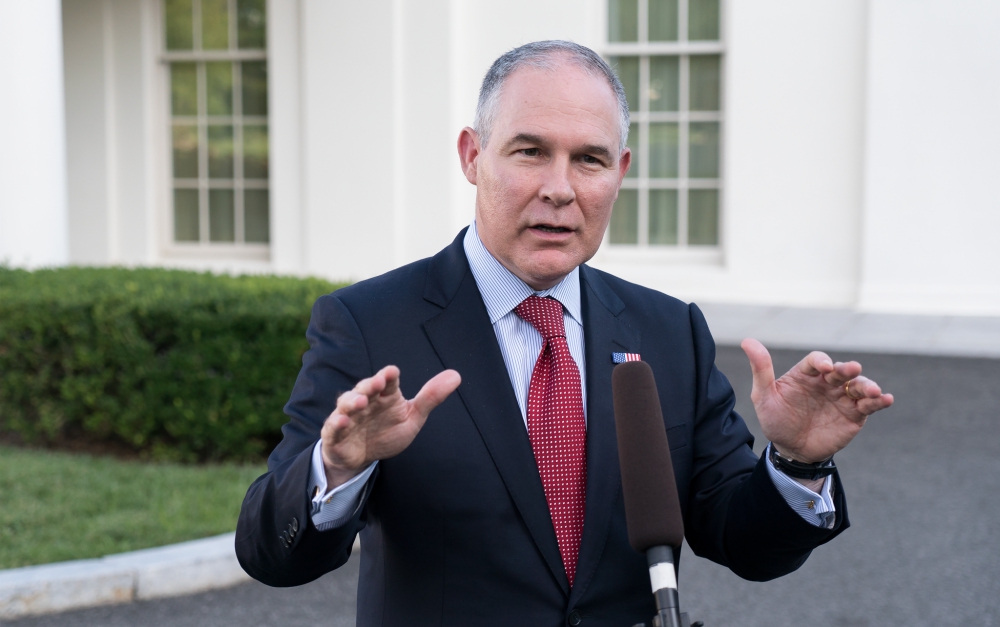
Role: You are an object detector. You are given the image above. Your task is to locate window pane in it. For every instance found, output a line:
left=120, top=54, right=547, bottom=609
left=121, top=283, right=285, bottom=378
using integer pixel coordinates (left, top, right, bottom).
left=209, top=189, right=235, bottom=241
left=170, top=63, right=197, bottom=116
left=689, top=122, right=719, bottom=178
left=241, top=62, right=268, bottom=116
left=625, top=122, right=638, bottom=179
left=165, top=0, right=193, bottom=50
left=244, top=190, right=270, bottom=243
left=688, top=190, right=719, bottom=245
left=649, top=56, right=679, bottom=111
left=609, top=56, right=639, bottom=112
left=688, top=0, right=720, bottom=41
left=609, top=189, right=638, bottom=244
left=243, top=124, right=269, bottom=179
left=207, top=126, right=234, bottom=179
left=649, top=123, right=679, bottom=178
left=173, top=189, right=200, bottom=241
left=649, top=0, right=678, bottom=42
left=238, top=0, right=266, bottom=49
left=206, top=62, right=233, bottom=115
left=201, top=0, right=229, bottom=50
left=690, top=55, right=721, bottom=111
left=608, top=0, right=638, bottom=42
left=172, top=125, right=199, bottom=178
left=649, top=190, right=678, bottom=245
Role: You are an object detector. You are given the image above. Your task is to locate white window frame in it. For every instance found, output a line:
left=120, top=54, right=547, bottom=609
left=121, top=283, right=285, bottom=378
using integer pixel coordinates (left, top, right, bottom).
left=154, top=0, right=271, bottom=262
left=602, top=0, right=725, bottom=264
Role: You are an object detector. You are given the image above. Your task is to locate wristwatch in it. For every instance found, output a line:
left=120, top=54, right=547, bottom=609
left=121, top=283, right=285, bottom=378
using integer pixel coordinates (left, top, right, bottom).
left=768, top=445, right=837, bottom=481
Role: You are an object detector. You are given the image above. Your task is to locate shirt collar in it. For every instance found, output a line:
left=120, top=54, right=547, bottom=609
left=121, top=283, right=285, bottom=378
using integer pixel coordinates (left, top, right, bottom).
left=463, top=221, right=582, bottom=327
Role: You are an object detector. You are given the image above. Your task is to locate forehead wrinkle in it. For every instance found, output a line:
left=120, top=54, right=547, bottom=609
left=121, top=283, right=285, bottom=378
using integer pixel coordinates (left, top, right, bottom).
left=503, top=101, right=618, bottom=143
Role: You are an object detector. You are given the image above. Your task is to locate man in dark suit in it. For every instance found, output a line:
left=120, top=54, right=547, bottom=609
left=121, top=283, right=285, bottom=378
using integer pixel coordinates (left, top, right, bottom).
left=236, top=41, right=893, bottom=626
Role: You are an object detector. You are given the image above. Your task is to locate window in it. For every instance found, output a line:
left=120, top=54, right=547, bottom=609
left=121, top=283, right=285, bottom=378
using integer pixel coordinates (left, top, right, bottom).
left=163, top=0, right=269, bottom=248
left=605, top=0, right=723, bottom=248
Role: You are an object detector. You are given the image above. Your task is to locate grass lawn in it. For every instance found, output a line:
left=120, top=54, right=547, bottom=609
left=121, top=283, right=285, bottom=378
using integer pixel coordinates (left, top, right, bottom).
left=0, top=445, right=266, bottom=569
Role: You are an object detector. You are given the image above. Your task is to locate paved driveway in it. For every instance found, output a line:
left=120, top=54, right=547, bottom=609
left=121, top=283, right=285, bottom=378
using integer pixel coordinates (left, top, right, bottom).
left=8, top=348, right=999, bottom=626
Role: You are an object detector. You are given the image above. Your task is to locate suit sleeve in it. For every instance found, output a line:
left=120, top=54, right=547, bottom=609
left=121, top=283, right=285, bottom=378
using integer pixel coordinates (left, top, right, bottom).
left=236, top=293, right=375, bottom=587
left=682, top=303, right=850, bottom=582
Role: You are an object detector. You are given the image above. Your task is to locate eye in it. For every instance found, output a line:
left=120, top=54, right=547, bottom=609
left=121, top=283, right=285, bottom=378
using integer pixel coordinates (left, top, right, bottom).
left=581, top=154, right=603, bottom=165
left=520, top=148, right=540, bottom=157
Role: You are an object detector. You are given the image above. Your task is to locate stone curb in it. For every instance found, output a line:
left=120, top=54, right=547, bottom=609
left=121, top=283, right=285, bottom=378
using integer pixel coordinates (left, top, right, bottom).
left=0, top=533, right=248, bottom=620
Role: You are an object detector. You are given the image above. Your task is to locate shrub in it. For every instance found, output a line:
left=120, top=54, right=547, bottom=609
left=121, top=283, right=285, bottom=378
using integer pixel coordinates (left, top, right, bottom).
left=0, top=266, right=343, bottom=462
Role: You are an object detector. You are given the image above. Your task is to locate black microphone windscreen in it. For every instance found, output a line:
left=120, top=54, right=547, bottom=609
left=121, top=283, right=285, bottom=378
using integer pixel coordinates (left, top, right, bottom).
left=612, top=361, right=685, bottom=552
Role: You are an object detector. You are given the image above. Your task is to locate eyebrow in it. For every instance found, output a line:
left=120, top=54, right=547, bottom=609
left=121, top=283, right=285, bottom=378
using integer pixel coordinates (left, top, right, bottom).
left=504, top=133, right=615, bottom=161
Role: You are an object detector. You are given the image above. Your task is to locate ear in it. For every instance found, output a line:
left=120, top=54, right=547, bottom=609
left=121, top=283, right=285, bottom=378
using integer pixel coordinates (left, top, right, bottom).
left=617, top=147, right=632, bottom=183
left=457, top=127, right=481, bottom=185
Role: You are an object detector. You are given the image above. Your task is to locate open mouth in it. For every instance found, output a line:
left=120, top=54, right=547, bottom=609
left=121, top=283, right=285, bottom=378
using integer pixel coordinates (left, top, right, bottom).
left=532, top=225, right=572, bottom=234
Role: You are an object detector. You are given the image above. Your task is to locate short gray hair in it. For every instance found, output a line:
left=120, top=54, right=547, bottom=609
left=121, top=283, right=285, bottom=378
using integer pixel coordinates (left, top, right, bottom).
left=473, top=40, right=631, bottom=153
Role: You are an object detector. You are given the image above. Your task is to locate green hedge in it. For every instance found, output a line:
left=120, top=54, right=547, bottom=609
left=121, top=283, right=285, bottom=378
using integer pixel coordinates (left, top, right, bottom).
left=0, top=266, right=343, bottom=462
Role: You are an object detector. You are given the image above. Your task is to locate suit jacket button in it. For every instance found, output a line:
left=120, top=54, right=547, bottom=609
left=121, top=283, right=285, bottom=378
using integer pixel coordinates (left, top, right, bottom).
left=279, top=536, right=289, bottom=548
left=568, top=610, right=582, bottom=625
left=291, top=517, right=299, bottom=533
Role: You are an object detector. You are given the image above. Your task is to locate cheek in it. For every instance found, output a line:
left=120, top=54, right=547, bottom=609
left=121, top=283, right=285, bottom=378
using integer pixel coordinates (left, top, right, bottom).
left=480, top=169, right=536, bottom=220
left=577, top=177, right=619, bottom=223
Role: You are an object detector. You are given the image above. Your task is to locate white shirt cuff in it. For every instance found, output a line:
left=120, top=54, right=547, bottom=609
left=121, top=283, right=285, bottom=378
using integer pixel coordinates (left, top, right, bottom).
left=765, top=443, right=837, bottom=529
left=308, top=440, right=378, bottom=531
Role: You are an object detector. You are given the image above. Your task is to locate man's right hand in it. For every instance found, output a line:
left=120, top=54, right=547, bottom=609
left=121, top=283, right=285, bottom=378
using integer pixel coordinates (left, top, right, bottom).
left=321, top=365, right=462, bottom=489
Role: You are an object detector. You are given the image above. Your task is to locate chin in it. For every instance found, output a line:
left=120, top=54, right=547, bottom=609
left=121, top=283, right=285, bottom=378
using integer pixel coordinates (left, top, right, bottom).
left=521, top=258, right=579, bottom=288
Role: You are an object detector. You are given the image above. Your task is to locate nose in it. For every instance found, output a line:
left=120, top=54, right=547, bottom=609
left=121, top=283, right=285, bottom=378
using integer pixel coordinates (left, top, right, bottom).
left=538, top=157, right=575, bottom=208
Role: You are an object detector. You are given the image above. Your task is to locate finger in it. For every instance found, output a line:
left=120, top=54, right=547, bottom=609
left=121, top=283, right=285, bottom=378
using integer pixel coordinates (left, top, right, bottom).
left=411, top=369, right=462, bottom=419
left=845, top=375, right=881, bottom=399
left=799, top=351, right=835, bottom=376
left=336, top=390, right=369, bottom=415
left=354, top=370, right=388, bottom=400
left=321, top=410, right=352, bottom=443
left=825, top=360, right=862, bottom=386
left=856, top=393, right=893, bottom=416
left=378, top=365, right=401, bottom=397
left=741, top=338, right=775, bottom=401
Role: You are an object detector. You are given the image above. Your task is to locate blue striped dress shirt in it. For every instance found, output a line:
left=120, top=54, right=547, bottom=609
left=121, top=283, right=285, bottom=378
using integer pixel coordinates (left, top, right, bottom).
left=307, top=222, right=835, bottom=531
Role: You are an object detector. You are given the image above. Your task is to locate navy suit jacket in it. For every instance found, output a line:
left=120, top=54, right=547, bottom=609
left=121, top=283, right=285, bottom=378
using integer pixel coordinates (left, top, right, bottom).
left=236, top=229, right=848, bottom=626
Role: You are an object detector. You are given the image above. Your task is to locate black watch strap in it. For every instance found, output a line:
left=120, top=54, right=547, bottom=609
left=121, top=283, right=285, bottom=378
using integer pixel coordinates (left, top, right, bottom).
left=768, top=445, right=837, bottom=481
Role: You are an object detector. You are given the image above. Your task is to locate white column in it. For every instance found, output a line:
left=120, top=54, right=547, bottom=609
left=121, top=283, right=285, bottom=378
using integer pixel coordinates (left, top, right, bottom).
left=0, top=0, right=69, bottom=267
left=267, top=0, right=305, bottom=274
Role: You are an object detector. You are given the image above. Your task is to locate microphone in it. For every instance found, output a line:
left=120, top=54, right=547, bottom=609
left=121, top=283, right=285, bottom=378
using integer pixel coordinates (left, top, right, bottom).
left=613, top=361, right=689, bottom=627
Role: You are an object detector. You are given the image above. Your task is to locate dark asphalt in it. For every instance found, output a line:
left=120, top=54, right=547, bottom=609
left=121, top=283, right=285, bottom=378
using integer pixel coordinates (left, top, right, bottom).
left=7, top=348, right=1000, bottom=626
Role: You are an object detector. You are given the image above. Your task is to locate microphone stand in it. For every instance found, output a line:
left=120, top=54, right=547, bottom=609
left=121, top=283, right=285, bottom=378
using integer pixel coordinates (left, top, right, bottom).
left=629, top=546, right=703, bottom=627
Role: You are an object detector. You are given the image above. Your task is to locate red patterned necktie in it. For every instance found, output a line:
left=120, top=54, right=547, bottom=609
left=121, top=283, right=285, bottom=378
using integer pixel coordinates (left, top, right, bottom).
left=514, top=295, right=587, bottom=587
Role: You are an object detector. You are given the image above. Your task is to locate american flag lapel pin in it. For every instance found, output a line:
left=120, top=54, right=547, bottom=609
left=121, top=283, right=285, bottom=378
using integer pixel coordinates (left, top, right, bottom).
left=612, top=352, right=642, bottom=363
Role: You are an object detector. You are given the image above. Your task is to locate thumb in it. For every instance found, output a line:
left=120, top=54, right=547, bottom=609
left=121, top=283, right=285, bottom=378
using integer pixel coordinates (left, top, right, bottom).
left=741, top=338, right=775, bottom=403
left=411, top=369, right=462, bottom=419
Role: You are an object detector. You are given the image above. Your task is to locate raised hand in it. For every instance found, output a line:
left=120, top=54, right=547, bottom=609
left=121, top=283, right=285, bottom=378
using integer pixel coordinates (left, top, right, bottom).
left=321, top=365, right=461, bottom=488
left=741, top=338, right=894, bottom=464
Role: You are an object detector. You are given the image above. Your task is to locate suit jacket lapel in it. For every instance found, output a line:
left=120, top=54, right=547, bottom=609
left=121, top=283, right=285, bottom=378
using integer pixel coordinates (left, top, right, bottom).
left=421, top=233, right=570, bottom=596
left=570, top=265, right=640, bottom=605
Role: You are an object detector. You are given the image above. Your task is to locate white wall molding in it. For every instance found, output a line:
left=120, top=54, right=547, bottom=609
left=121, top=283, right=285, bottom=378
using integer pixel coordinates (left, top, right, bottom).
left=268, top=0, right=305, bottom=275
left=0, top=0, right=69, bottom=267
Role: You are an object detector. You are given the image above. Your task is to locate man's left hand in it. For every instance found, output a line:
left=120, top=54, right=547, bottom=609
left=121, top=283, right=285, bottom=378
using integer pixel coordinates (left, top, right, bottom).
left=741, top=338, right=894, bottom=463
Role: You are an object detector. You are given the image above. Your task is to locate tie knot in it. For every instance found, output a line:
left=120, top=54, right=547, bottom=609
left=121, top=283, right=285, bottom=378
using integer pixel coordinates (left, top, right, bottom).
left=515, top=295, right=566, bottom=340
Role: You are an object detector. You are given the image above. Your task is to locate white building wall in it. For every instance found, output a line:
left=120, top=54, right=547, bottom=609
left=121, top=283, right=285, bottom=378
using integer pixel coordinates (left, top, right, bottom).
left=299, top=0, right=396, bottom=282
left=859, top=0, right=1000, bottom=316
left=0, top=0, right=69, bottom=267
left=62, top=0, right=157, bottom=267
left=591, top=0, right=870, bottom=309
left=40, top=0, right=1000, bottom=317
left=267, top=0, right=306, bottom=275
left=294, top=0, right=602, bottom=283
